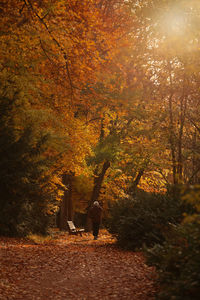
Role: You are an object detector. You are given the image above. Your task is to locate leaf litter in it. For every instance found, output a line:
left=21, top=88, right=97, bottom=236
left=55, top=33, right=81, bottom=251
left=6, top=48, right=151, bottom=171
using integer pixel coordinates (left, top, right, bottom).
left=0, top=229, right=156, bottom=299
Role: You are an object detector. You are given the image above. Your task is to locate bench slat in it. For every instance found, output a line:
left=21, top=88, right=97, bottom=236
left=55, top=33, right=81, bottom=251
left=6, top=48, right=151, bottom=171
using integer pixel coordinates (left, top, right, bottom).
left=67, top=220, right=85, bottom=236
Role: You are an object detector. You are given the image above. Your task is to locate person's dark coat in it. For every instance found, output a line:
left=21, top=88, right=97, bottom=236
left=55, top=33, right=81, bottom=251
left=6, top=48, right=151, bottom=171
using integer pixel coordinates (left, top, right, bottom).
left=88, top=205, right=102, bottom=223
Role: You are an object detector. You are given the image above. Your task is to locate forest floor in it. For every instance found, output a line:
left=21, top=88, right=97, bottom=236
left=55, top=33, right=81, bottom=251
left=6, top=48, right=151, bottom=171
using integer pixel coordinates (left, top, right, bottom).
left=0, top=229, right=157, bottom=300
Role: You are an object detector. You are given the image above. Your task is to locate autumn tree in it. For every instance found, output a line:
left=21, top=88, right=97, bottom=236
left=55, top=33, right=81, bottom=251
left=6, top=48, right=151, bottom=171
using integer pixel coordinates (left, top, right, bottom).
left=124, top=0, right=200, bottom=190
left=1, top=0, right=137, bottom=230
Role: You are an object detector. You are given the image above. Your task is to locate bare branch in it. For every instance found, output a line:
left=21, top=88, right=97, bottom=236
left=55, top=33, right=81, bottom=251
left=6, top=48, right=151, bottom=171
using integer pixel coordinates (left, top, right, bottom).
left=187, top=115, right=200, bottom=135
left=188, top=166, right=200, bottom=184
left=39, top=39, right=54, bottom=63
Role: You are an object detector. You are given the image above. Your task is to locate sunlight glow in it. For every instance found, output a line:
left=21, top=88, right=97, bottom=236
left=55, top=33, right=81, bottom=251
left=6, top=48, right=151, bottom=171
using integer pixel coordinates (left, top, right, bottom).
left=161, top=11, right=187, bottom=36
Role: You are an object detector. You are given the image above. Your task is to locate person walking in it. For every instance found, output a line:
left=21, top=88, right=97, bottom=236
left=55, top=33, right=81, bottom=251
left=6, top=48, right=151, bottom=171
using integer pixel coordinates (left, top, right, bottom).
left=88, top=201, right=103, bottom=240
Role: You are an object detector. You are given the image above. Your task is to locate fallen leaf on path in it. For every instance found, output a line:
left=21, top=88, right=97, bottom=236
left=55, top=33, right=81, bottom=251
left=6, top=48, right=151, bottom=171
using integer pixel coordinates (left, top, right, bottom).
left=0, top=230, right=156, bottom=299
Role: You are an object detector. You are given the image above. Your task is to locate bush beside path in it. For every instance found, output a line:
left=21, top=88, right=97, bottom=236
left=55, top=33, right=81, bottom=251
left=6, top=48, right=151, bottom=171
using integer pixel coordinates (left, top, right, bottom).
left=0, top=230, right=156, bottom=299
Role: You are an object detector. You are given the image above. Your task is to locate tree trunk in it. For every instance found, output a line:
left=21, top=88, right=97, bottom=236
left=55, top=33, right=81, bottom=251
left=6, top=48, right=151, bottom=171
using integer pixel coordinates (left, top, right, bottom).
left=85, top=160, right=110, bottom=231
left=129, top=168, right=145, bottom=195
left=90, top=160, right=110, bottom=204
left=177, top=78, right=187, bottom=183
left=58, top=172, right=74, bottom=230
left=167, top=62, right=177, bottom=185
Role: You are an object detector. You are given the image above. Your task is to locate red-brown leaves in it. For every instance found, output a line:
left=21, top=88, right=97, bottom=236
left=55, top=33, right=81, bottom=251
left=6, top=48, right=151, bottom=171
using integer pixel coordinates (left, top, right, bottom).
left=0, top=231, right=156, bottom=299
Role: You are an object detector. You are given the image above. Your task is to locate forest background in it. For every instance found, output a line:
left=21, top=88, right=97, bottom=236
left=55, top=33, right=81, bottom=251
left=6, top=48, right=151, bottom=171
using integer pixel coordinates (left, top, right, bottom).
left=1, top=0, right=200, bottom=234
left=1, top=0, right=200, bottom=298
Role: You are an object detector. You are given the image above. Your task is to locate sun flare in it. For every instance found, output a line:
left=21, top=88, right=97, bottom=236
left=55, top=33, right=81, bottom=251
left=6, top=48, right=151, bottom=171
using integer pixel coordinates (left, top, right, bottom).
left=162, top=11, right=186, bottom=35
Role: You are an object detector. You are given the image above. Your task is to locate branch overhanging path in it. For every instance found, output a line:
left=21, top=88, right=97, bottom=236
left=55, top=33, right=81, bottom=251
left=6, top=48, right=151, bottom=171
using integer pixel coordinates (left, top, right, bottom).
left=23, top=0, right=74, bottom=100
left=0, top=230, right=156, bottom=300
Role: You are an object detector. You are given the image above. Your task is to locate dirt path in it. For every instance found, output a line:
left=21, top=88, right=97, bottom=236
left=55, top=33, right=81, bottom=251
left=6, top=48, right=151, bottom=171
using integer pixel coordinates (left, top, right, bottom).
left=0, top=230, right=156, bottom=299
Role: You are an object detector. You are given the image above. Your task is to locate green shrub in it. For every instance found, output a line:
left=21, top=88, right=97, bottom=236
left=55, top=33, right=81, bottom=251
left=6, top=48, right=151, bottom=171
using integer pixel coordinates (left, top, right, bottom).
left=0, top=85, right=65, bottom=237
left=106, top=190, right=183, bottom=250
left=145, top=222, right=200, bottom=300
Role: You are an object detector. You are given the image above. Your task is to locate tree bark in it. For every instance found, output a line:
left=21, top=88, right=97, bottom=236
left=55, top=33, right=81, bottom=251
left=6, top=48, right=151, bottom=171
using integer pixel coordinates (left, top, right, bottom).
left=85, top=160, right=110, bottom=232
left=167, top=61, right=177, bottom=185
left=58, top=172, right=74, bottom=230
left=177, top=76, right=187, bottom=183
left=130, top=168, right=145, bottom=195
left=90, top=160, right=110, bottom=204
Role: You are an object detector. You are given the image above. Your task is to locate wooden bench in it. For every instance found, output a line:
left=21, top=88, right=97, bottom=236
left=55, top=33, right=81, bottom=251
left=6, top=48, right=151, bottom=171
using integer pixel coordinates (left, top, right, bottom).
left=67, top=221, right=85, bottom=236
